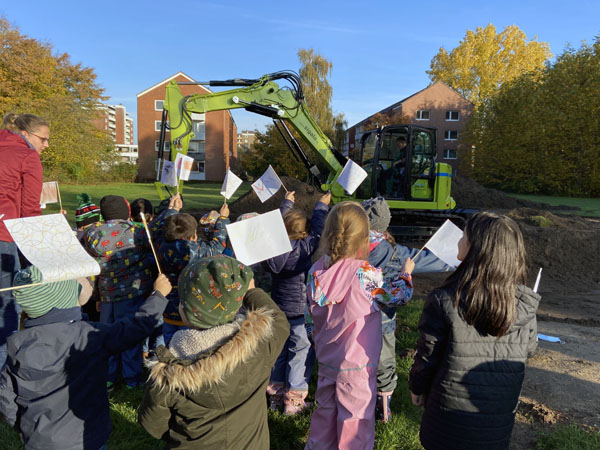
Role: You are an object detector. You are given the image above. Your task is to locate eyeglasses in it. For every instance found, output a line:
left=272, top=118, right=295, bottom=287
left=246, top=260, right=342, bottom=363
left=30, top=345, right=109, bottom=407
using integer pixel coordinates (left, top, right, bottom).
left=29, top=132, right=50, bottom=144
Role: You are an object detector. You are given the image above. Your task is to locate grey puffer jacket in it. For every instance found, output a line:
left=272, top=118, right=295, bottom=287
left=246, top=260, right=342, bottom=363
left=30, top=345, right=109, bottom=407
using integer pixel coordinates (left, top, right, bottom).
left=408, top=284, right=540, bottom=450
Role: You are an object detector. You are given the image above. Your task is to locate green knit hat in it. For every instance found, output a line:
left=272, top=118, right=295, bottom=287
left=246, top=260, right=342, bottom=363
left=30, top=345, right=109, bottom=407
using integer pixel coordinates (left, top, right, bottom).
left=178, top=255, right=254, bottom=329
left=13, top=266, right=80, bottom=319
left=75, top=193, right=102, bottom=228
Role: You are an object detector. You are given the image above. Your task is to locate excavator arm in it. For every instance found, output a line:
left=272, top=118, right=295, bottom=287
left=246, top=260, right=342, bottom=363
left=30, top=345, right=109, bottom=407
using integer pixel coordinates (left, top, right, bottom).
left=156, top=71, right=349, bottom=201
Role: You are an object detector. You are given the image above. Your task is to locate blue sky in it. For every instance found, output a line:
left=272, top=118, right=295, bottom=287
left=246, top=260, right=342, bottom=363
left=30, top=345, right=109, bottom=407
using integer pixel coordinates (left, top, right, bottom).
left=1, top=1, right=599, bottom=137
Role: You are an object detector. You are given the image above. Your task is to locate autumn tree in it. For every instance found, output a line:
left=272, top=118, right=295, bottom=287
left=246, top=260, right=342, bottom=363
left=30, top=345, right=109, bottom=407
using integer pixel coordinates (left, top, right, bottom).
left=428, top=24, right=552, bottom=108
left=363, top=111, right=410, bottom=130
left=0, top=18, right=115, bottom=182
left=462, top=37, right=600, bottom=196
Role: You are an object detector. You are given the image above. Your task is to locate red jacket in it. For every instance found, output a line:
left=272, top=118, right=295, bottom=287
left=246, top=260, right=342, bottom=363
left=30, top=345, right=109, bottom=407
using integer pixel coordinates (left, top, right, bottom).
left=0, top=129, right=43, bottom=242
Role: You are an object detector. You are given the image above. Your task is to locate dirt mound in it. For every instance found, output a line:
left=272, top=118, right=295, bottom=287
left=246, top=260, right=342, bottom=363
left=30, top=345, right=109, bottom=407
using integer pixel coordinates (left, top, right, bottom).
left=518, top=398, right=561, bottom=425
left=451, top=176, right=550, bottom=210
left=229, top=176, right=324, bottom=220
left=507, top=209, right=600, bottom=294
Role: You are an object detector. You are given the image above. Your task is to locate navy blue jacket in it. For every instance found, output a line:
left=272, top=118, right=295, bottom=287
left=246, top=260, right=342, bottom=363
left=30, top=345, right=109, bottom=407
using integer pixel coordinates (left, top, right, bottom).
left=263, top=199, right=328, bottom=318
left=0, top=292, right=168, bottom=450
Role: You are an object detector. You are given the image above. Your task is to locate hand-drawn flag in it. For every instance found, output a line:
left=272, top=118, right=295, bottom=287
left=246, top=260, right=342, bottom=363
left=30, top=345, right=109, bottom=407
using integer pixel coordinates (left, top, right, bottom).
left=221, top=169, right=243, bottom=200
left=225, top=210, right=292, bottom=265
left=161, top=160, right=178, bottom=186
left=336, top=159, right=368, bottom=195
left=422, top=219, right=463, bottom=268
left=4, top=214, right=100, bottom=282
left=251, top=165, right=283, bottom=203
left=40, top=181, right=60, bottom=208
left=174, top=153, right=195, bottom=181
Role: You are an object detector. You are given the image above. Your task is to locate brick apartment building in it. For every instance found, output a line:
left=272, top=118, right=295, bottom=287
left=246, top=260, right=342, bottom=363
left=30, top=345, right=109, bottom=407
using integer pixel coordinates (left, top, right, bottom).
left=92, top=104, right=138, bottom=163
left=346, top=82, right=473, bottom=169
left=136, top=72, right=237, bottom=181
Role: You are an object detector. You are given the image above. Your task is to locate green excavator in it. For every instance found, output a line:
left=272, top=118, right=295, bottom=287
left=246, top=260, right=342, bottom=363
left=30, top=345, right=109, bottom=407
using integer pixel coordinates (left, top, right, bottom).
left=155, top=71, right=461, bottom=240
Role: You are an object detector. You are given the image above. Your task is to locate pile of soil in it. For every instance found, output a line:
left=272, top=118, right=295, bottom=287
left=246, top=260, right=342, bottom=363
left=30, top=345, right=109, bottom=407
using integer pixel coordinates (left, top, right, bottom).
left=452, top=176, right=548, bottom=210
left=229, top=176, right=324, bottom=220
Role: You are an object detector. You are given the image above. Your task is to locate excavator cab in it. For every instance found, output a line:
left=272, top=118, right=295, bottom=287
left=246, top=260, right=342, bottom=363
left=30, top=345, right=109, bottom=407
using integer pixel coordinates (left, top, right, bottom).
left=356, top=125, right=437, bottom=201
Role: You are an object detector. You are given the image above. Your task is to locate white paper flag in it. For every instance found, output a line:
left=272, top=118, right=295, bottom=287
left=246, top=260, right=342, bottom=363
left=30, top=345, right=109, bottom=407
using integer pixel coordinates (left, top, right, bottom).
left=336, top=159, right=368, bottom=195
left=226, top=209, right=292, bottom=266
left=40, top=181, right=60, bottom=208
left=4, top=214, right=100, bottom=283
left=423, top=219, right=463, bottom=268
left=175, top=152, right=195, bottom=181
left=160, top=160, right=178, bottom=186
left=251, top=165, right=283, bottom=203
left=221, top=169, right=243, bottom=200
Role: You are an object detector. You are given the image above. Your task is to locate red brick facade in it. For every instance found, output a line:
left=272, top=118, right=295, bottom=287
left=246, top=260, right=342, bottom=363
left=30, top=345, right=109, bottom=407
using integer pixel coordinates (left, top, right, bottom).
left=347, top=82, right=473, bottom=169
left=136, top=72, right=237, bottom=182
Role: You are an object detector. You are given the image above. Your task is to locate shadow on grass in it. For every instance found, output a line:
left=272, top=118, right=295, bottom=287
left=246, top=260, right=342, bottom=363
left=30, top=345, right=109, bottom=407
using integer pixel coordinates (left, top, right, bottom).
left=107, top=387, right=164, bottom=450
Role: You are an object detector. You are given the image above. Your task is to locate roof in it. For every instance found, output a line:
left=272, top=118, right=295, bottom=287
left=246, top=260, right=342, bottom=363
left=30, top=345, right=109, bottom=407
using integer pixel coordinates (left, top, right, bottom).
left=136, top=72, right=212, bottom=97
left=348, top=81, right=472, bottom=129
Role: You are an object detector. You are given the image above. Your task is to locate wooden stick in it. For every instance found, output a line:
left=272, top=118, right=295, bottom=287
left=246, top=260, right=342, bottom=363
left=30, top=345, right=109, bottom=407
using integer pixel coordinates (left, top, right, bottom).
left=533, top=267, right=543, bottom=293
left=0, top=281, right=44, bottom=293
left=140, top=212, right=162, bottom=274
left=412, top=246, right=425, bottom=260
left=56, top=182, right=63, bottom=212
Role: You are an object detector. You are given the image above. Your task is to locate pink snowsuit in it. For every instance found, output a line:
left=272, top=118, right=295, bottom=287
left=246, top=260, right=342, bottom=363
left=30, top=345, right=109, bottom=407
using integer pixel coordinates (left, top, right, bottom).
left=305, top=256, right=413, bottom=450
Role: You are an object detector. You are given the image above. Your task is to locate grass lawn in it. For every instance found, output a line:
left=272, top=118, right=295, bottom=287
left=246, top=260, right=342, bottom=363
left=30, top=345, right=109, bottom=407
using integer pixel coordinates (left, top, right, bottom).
left=2, top=298, right=600, bottom=449
left=507, top=193, right=600, bottom=217
left=42, top=181, right=251, bottom=226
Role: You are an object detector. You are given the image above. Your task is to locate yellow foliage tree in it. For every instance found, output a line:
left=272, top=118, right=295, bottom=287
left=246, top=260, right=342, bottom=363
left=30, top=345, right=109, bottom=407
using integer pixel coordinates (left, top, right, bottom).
left=0, top=18, right=115, bottom=182
left=428, top=24, right=552, bottom=107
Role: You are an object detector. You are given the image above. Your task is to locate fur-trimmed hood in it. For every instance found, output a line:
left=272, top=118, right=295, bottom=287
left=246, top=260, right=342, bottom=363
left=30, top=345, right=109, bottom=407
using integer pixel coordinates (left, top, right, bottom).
left=147, top=307, right=274, bottom=393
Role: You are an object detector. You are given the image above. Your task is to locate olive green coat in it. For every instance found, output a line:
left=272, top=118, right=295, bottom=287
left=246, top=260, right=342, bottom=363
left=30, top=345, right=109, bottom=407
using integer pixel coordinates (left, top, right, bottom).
left=138, top=288, right=290, bottom=450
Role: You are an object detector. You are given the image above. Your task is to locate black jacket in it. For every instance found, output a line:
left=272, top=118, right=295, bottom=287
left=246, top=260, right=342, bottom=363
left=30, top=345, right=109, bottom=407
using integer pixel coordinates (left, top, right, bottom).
left=0, top=292, right=167, bottom=450
left=409, top=285, right=539, bottom=450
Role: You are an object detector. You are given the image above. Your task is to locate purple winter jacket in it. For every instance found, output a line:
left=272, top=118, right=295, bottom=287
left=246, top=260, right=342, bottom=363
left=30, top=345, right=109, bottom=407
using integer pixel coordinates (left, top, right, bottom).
left=262, top=199, right=328, bottom=318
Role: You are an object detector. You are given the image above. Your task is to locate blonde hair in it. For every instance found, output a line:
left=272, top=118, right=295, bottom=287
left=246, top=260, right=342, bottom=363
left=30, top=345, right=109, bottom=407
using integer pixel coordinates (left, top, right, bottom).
left=317, top=201, right=370, bottom=265
left=284, top=209, right=308, bottom=240
left=2, top=113, right=49, bottom=134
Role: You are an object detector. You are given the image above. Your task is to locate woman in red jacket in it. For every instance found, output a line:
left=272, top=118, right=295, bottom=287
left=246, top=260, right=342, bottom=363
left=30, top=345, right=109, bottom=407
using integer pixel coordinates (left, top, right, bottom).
left=0, top=113, right=48, bottom=368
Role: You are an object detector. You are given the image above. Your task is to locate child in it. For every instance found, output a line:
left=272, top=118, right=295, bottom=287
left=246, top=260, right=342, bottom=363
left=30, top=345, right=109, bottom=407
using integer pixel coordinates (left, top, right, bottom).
left=0, top=266, right=171, bottom=450
left=408, top=212, right=539, bottom=450
left=155, top=202, right=230, bottom=345
left=74, top=193, right=102, bottom=242
left=264, top=190, right=330, bottom=415
left=131, top=197, right=154, bottom=224
left=83, top=194, right=157, bottom=389
left=138, top=255, right=290, bottom=450
left=361, top=197, right=452, bottom=422
left=73, top=193, right=103, bottom=321
left=305, top=202, right=414, bottom=450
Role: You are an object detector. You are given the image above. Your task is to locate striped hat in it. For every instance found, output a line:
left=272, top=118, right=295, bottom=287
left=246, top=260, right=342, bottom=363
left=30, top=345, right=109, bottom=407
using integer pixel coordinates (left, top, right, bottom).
left=75, top=193, right=102, bottom=228
left=13, top=266, right=80, bottom=319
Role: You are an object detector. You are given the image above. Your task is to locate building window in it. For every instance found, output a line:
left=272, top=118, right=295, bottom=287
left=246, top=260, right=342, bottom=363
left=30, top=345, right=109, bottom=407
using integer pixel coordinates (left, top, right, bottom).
left=416, top=110, right=430, bottom=120
left=196, top=161, right=205, bottom=173
left=155, top=120, right=169, bottom=132
left=444, top=130, right=458, bottom=141
left=154, top=140, right=171, bottom=152
left=445, top=111, right=459, bottom=121
left=155, top=100, right=164, bottom=111
left=444, top=148, right=457, bottom=159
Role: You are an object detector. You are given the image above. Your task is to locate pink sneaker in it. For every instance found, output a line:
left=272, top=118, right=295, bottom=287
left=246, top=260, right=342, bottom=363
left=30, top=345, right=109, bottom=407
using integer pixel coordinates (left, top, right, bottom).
left=283, top=390, right=312, bottom=416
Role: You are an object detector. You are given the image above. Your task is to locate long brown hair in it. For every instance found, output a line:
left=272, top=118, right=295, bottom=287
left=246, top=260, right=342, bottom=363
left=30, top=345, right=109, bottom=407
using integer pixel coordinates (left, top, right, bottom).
left=316, top=201, right=370, bottom=265
left=284, top=209, right=308, bottom=240
left=442, top=212, right=527, bottom=337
